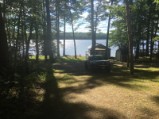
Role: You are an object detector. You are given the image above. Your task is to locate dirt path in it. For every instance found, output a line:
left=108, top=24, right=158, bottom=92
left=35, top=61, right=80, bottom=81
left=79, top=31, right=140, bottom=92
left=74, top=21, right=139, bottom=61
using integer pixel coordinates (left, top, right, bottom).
left=54, top=61, right=159, bottom=119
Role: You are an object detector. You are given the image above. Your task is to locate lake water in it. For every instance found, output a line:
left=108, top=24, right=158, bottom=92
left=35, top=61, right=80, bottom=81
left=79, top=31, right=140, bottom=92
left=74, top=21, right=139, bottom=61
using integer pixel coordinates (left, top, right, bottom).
left=60, top=39, right=118, bottom=57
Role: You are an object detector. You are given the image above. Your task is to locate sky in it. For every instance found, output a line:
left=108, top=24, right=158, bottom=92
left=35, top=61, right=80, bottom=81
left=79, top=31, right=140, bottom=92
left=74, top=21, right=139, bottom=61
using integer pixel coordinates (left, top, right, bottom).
left=61, top=12, right=109, bottom=33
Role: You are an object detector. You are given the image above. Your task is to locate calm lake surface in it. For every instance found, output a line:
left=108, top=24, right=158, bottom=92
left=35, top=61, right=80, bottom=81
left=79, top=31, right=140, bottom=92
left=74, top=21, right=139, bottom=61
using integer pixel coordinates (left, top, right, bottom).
left=60, top=39, right=117, bottom=57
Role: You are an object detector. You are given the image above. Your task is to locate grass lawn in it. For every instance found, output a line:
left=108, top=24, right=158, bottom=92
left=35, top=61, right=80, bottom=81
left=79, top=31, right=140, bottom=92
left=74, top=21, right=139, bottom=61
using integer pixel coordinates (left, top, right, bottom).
left=29, top=55, right=45, bottom=60
left=2, top=57, right=159, bottom=119
left=54, top=58, right=159, bottom=119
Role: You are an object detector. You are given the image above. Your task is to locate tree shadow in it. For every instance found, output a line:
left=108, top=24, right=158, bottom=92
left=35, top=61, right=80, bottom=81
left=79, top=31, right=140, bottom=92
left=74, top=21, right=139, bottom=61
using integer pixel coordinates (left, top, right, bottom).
left=151, top=96, right=159, bottom=106
left=53, top=61, right=88, bottom=75
left=54, top=60, right=159, bottom=94
left=139, top=107, right=158, bottom=118
left=34, top=62, right=127, bottom=119
left=2, top=60, right=159, bottom=119
left=36, top=62, right=158, bottom=119
left=54, top=102, right=127, bottom=119
left=135, top=62, right=159, bottom=68
left=133, top=69, right=159, bottom=81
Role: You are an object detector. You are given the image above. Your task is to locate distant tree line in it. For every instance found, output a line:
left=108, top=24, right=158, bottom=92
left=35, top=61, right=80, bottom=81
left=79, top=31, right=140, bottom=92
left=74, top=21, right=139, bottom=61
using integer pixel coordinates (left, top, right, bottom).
left=59, top=32, right=107, bottom=39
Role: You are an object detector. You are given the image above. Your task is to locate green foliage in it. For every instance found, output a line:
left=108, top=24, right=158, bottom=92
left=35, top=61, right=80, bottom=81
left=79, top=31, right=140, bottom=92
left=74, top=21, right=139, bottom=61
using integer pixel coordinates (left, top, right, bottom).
left=153, top=36, right=159, bottom=41
left=109, top=5, right=128, bottom=47
left=154, top=0, right=159, bottom=4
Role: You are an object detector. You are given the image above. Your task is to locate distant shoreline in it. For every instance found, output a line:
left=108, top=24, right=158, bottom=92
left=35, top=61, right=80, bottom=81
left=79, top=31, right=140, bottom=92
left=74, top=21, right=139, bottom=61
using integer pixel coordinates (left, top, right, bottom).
left=59, top=32, right=107, bottom=39
left=59, top=39, right=106, bottom=40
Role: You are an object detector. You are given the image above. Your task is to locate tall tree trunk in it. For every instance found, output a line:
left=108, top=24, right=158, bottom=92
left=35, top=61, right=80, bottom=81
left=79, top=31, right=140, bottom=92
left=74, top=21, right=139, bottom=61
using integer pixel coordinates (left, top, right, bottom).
left=125, top=0, right=134, bottom=75
left=25, top=22, right=33, bottom=73
left=106, top=0, right=113, bottom=58
left=94, top=10, right=97, bottom=46
left=91, top=0, right=96, bottom=55
left=0, top=4, right=9, bottom=74
left=63, top=1, right=66, bottom=56
left=2, top=0, right=6, bottom=18
left=42, top=0, right=47, bottom=60
left=25, top=25, right=33, bottom=61
left=14, top=3, right=22, bottom=72
left=135, top=41, right=140, bottom=60
left=22, top=5, right=27, bottom=60
left=72, top=23, right=77, bottom=58
left=150, top=23, right=154, bottom=62
left=63, top=16, right=66, bottom=56
left=35, top=25, right=39, bottom=62
left=146, top=9, right=151, bottom=56
left=135, top=23, right=141, bottom=60
left=150, top=19, right=158, bottom=61
left=69, top=8, right=77, bottom=58
left=22, top=22, right=25, bottom=59
left=56, top=0, right=60, bottom=57
left=45, top=0, right=53, bottom=60
left=142, top=40, right=145, bottom=56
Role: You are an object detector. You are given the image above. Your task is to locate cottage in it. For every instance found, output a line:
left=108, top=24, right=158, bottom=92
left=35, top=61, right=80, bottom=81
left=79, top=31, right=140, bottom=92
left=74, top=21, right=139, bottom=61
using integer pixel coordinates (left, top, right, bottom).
left=86, top=43, right=110, bottom=59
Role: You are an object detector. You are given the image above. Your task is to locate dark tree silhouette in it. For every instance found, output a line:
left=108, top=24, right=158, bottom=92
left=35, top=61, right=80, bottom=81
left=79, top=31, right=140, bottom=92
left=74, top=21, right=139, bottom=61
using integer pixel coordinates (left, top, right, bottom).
left=0, top=4, right=9, bottom=74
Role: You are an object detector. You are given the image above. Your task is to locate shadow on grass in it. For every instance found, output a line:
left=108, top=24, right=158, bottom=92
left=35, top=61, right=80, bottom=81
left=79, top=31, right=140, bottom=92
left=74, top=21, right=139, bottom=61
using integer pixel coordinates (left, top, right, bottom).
left=139, top=107, right=158, bottom=118
left=54, top=60, right=159, bottom=93
left=28, top=62, right=127, bottom=119
left=38, top=60, right=159, bottom=119
left=133, top=69, right=159, bottom=82
left=0, top=61, right=128, bottom=119
left=2, top=60, right=159, bottom=119
left=37, top=62, right=61, bottom=119
left=36, top=62, right=126, bottom=119
left=53, top=60, right=87, bottom=75
left=151, top=96, right=159, bottom=106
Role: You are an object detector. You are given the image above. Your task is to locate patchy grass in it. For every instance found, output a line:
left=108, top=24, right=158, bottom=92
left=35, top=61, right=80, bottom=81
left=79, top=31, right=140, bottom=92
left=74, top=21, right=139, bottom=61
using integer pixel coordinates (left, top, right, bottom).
left=2, top=56, right=159, bottom=119
left=57, top=56, right=86, bottom=63
left=54, top=59, right=159, bottom=119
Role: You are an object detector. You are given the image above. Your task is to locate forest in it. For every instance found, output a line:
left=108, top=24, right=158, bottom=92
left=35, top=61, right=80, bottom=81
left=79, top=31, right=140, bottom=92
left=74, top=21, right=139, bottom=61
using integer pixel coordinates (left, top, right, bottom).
left=1, top=0, right=159, bottom=119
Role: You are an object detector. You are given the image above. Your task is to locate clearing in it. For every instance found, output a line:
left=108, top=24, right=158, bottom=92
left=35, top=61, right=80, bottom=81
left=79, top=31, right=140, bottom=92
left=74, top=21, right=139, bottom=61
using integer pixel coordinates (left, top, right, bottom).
left=53, top=58, right=159, bottom=119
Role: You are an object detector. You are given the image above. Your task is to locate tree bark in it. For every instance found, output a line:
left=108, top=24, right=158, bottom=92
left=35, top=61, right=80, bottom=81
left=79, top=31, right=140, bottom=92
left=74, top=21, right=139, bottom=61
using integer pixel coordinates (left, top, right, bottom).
left=69, top=7, right=77, bottom=58
left=25, top=22, right=33, bottom=73
left=106, top=0, right=113, bottom=58
left=0, top=4, right=9, bottom=73
left=125, top=0, right=134, bottom=75
left=56, top=0, right=60, bottom=57
left=35, top=26, right=39, bottom=62
left=91, top=0, right=96, bottom=55
left=45, top=0, right=53, bottom=60
left=146, top=15, right=150, bottom=56
left=14, top=3, right=22, bottom=72
left=63, top=9, right=66, bottom=56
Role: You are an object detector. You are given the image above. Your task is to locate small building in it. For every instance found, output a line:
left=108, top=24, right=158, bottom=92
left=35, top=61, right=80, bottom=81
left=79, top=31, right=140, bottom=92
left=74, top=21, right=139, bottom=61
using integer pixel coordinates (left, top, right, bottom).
left=116, top=47, right=128, bottom=62
left=86, top=43, right=111, bottom=59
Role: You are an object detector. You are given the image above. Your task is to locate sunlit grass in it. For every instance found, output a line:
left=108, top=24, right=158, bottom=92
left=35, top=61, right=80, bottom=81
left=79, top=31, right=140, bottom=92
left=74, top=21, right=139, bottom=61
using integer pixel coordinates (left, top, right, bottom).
left=135, top=65, right=159, bottom=71
left=29, top=55, right=45, bottom=60
left=57, top=56, right=86, bottom=63
left=29, top=55, right=86, bottom=62
left=54, top=60, right=159, bottom=118
left=19, top=58, right=159, bottom=119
